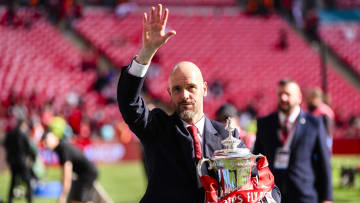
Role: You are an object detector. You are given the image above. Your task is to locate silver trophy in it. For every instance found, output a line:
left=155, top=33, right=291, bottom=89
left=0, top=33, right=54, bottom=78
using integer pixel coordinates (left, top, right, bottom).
left=197, top=118, right=263, bottom=198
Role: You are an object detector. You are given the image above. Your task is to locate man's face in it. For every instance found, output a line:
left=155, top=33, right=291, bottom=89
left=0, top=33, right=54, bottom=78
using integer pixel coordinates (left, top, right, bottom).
left=168, top=63, right=207, bottom=123
left=277, top=83, right=302, bottom=114
left=306, top=91, right=321, bottom=111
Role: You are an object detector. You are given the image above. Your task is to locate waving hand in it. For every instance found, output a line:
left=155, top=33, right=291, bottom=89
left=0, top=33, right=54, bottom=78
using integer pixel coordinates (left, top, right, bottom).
left=136, top=4, right=176, bottom=65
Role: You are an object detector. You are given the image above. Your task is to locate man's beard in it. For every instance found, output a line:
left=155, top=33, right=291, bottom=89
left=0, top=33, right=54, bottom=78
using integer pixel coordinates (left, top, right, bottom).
left=178, top=109, right=196, bottom=121
left=278, top=103, right=290, bottom=114
left=175, top=100, right=197, bottom=121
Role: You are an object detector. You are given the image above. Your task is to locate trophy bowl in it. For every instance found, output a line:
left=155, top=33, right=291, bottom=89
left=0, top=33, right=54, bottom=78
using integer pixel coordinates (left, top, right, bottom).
left=198, top=119, right=263, bottom=198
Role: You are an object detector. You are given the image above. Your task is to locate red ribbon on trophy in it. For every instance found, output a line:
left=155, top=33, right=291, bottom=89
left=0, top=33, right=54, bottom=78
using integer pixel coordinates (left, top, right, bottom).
left=200, top=156, right=275, bottom=203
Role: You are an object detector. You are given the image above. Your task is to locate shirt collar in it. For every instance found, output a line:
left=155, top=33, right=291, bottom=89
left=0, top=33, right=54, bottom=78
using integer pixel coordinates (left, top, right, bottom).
left=182, top=115, right=205, bottom=136
left=279, top=105, right=301, bottom=125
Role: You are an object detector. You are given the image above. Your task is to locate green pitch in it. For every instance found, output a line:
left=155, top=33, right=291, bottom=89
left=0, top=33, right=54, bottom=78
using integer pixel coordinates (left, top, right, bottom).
left=0, top=156, right=359, bottom=203
left=331, top=155, right=360, bottom=203
left=0, top=161, right=147, bottom=203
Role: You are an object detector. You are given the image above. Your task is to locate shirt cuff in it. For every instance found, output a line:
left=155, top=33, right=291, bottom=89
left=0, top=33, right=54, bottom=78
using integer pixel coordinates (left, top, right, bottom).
left=128, top=58, right=150, bottom=78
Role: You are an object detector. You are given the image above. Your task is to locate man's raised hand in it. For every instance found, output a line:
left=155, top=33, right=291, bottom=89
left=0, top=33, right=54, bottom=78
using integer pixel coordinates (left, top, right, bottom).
left=136, top=4, right=176, bottom=65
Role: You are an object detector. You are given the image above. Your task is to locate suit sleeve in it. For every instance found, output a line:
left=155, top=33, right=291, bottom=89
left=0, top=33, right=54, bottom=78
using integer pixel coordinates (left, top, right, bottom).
left=117, top=62, right=154, bottom=140
left=314, top=119, right=333, bottom=201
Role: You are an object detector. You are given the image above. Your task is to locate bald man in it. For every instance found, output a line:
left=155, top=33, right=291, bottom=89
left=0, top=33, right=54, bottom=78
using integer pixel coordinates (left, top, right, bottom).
left=253, top=79, right=333, bottom=203
left=117, top=5, right=281, bottom=203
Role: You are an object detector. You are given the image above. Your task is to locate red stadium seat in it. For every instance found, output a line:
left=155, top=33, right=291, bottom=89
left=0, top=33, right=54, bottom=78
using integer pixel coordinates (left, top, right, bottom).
left=319, top=23, right=360, bottom=77
left=0, top=9, right=110, bottom=119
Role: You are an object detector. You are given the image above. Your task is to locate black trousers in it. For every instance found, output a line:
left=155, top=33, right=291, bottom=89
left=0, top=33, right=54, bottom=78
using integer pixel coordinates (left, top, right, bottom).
left=68, top=178, right=96, bottom=202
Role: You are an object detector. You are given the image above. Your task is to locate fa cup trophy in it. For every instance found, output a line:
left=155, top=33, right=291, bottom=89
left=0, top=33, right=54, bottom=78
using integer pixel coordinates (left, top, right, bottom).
left=197, top=119, right=276, bottom=203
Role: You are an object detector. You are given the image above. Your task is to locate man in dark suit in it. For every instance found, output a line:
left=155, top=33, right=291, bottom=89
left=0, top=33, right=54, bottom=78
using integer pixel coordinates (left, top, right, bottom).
left=117, top=4, right=280, bottom=203
left=253, top=79, right=333, bottom=203
left=4, top=120, right=36, bottom=203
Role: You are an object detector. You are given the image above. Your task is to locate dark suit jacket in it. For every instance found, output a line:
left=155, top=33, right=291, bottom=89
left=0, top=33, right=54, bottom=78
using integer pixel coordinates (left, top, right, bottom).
left=117, top=66, right=243, bottom=202
left=253, top=111, right=333, bottom=203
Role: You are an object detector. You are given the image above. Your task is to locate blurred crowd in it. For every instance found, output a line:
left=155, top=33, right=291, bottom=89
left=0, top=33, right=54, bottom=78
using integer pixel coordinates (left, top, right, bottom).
left=0, top=67, right=133, bottom=145
left=0, top=0, right=137, bottom=146
left=2, top=80, right=358, bottom=157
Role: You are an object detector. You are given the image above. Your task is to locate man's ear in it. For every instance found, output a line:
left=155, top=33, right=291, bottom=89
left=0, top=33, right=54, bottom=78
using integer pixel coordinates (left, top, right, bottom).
left=203, top=81, right=208, bottom=97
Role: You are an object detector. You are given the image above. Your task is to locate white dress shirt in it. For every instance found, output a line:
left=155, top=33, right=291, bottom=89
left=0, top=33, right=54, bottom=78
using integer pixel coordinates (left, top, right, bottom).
left=128, top=58, right=150, bottom=77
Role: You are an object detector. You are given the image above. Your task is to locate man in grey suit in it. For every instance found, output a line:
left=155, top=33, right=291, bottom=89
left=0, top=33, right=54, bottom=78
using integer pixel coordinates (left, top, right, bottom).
left=253, top=79, right=333, bottom=203
left=117, top=4, right=280, bottom=203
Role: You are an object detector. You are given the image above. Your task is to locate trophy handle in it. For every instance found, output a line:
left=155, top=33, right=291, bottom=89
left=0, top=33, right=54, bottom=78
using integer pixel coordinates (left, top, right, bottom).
left=254, top=154, right=265, bottom=167
left=256, top=154, right=264, bottom=160
left=197, top=158, right=211, bottom=177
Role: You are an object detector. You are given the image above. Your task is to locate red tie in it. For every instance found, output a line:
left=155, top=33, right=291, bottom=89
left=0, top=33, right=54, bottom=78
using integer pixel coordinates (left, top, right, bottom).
left=187, top=126, right=202, bottom=161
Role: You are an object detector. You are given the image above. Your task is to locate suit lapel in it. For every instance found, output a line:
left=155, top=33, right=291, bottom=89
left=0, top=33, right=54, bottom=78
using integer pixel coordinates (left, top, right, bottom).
left=203, top=116, right=221, bottom=158
left=290, top=110, right=306, bottom=151
left=272, top=113, right=283, bottom=147
left=171, top=115, right=222, bottom=179
left=171, top=114, right=195, bottom=177
left=200, top=116, right=222, bottom=179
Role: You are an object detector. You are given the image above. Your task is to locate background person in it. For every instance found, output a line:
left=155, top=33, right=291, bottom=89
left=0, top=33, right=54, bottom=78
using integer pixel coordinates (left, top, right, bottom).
left=306, top=87, right=335, bottom=151
left=253, top=79, right=333, bottom=203
left=41, top=130, right=98, bottom=203
left=3, top=120, right=36, bottom=203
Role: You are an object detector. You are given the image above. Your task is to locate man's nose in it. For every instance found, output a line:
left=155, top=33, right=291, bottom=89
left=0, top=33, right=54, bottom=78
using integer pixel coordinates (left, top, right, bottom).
left=181, top=89, right=190, bottom=99
left=280, top=94, right=288, bottom=101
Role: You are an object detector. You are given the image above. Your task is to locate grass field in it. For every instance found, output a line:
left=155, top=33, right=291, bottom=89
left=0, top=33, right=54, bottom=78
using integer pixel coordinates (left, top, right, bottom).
left=0, top=156, right=359, bottom=203
left=331, top=155, right=360, bottom=203
left=0, top=161, right=147, bottom=203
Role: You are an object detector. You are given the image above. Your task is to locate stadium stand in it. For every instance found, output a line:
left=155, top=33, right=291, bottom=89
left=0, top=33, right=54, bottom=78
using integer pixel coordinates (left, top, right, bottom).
left=0, top=9, right=97, bottom=112
left=0, top=8, right=137, bottom=166
left=132, top=0, right=236, bottom=6
left=319, top=22, right=360, bottom=77
left=74, top=8, right=140, bottom=68
left=74, top=9, right=360, bottom=138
